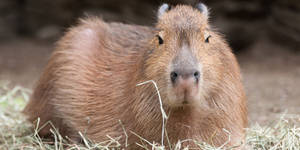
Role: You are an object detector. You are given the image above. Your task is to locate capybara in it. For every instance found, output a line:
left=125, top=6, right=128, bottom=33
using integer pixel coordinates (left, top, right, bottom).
left=23, top=3, right=247, bottom=149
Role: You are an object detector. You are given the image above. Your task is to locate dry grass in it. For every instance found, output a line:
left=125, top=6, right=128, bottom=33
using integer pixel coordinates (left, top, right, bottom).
left=0, top=82, right=299, bottom=150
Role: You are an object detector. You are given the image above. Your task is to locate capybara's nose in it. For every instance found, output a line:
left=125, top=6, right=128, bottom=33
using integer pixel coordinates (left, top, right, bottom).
left=170, top=69, right=200, bottom=85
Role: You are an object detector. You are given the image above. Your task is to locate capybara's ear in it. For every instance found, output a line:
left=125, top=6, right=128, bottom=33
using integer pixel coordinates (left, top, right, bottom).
left=196, top=3, right=209, bottom=18
left=157, top=3, right=170, bottom=19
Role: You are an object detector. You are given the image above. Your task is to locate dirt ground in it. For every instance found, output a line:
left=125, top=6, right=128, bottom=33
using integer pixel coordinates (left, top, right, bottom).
left=0, top=37, right=299, bottom=125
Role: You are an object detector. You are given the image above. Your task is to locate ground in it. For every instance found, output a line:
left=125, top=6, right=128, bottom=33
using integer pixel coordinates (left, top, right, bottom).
left=0, top=37, right=299, bottom=125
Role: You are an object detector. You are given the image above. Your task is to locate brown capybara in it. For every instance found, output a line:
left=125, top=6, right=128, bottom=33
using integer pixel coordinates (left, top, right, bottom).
left=23, top=3, right=247, bottom=149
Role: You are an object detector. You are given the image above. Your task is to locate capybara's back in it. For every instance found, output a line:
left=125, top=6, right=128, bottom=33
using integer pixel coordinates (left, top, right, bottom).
left=24, top=3, right=247, bottom=149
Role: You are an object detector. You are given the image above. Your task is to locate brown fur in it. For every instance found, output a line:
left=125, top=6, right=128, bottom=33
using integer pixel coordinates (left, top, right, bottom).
left=23, top=4, right=247, bottom=149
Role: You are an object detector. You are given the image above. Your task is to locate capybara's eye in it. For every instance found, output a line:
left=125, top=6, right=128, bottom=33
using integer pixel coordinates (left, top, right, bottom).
left=205, top=35, right=211, bottom=43
left=157, top=35, right=164, bottom=45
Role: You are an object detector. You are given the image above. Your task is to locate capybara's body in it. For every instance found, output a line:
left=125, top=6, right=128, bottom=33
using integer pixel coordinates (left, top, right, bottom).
left=24, top=4, right=247, bottom=149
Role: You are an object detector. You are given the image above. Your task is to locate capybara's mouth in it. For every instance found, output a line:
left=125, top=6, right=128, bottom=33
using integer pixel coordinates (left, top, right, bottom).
left=170, top=97, right=192, bottom=107
left=182, top=100, right=188, bottom=104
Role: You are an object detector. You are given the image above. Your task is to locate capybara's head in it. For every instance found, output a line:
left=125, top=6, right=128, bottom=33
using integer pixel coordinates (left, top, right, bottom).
left=145, top=3, right=227, bottom=108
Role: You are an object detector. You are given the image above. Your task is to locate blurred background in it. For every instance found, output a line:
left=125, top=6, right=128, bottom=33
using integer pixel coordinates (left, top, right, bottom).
left=0, top=0, right=299, bottom=125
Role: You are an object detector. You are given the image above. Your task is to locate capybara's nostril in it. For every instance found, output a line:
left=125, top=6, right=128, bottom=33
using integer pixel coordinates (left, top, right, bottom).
left=194, top=71, right=200, bottom=81
left=171, top=70, right=200, bottom=84
left=170, top=71, right=178, bottom=83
